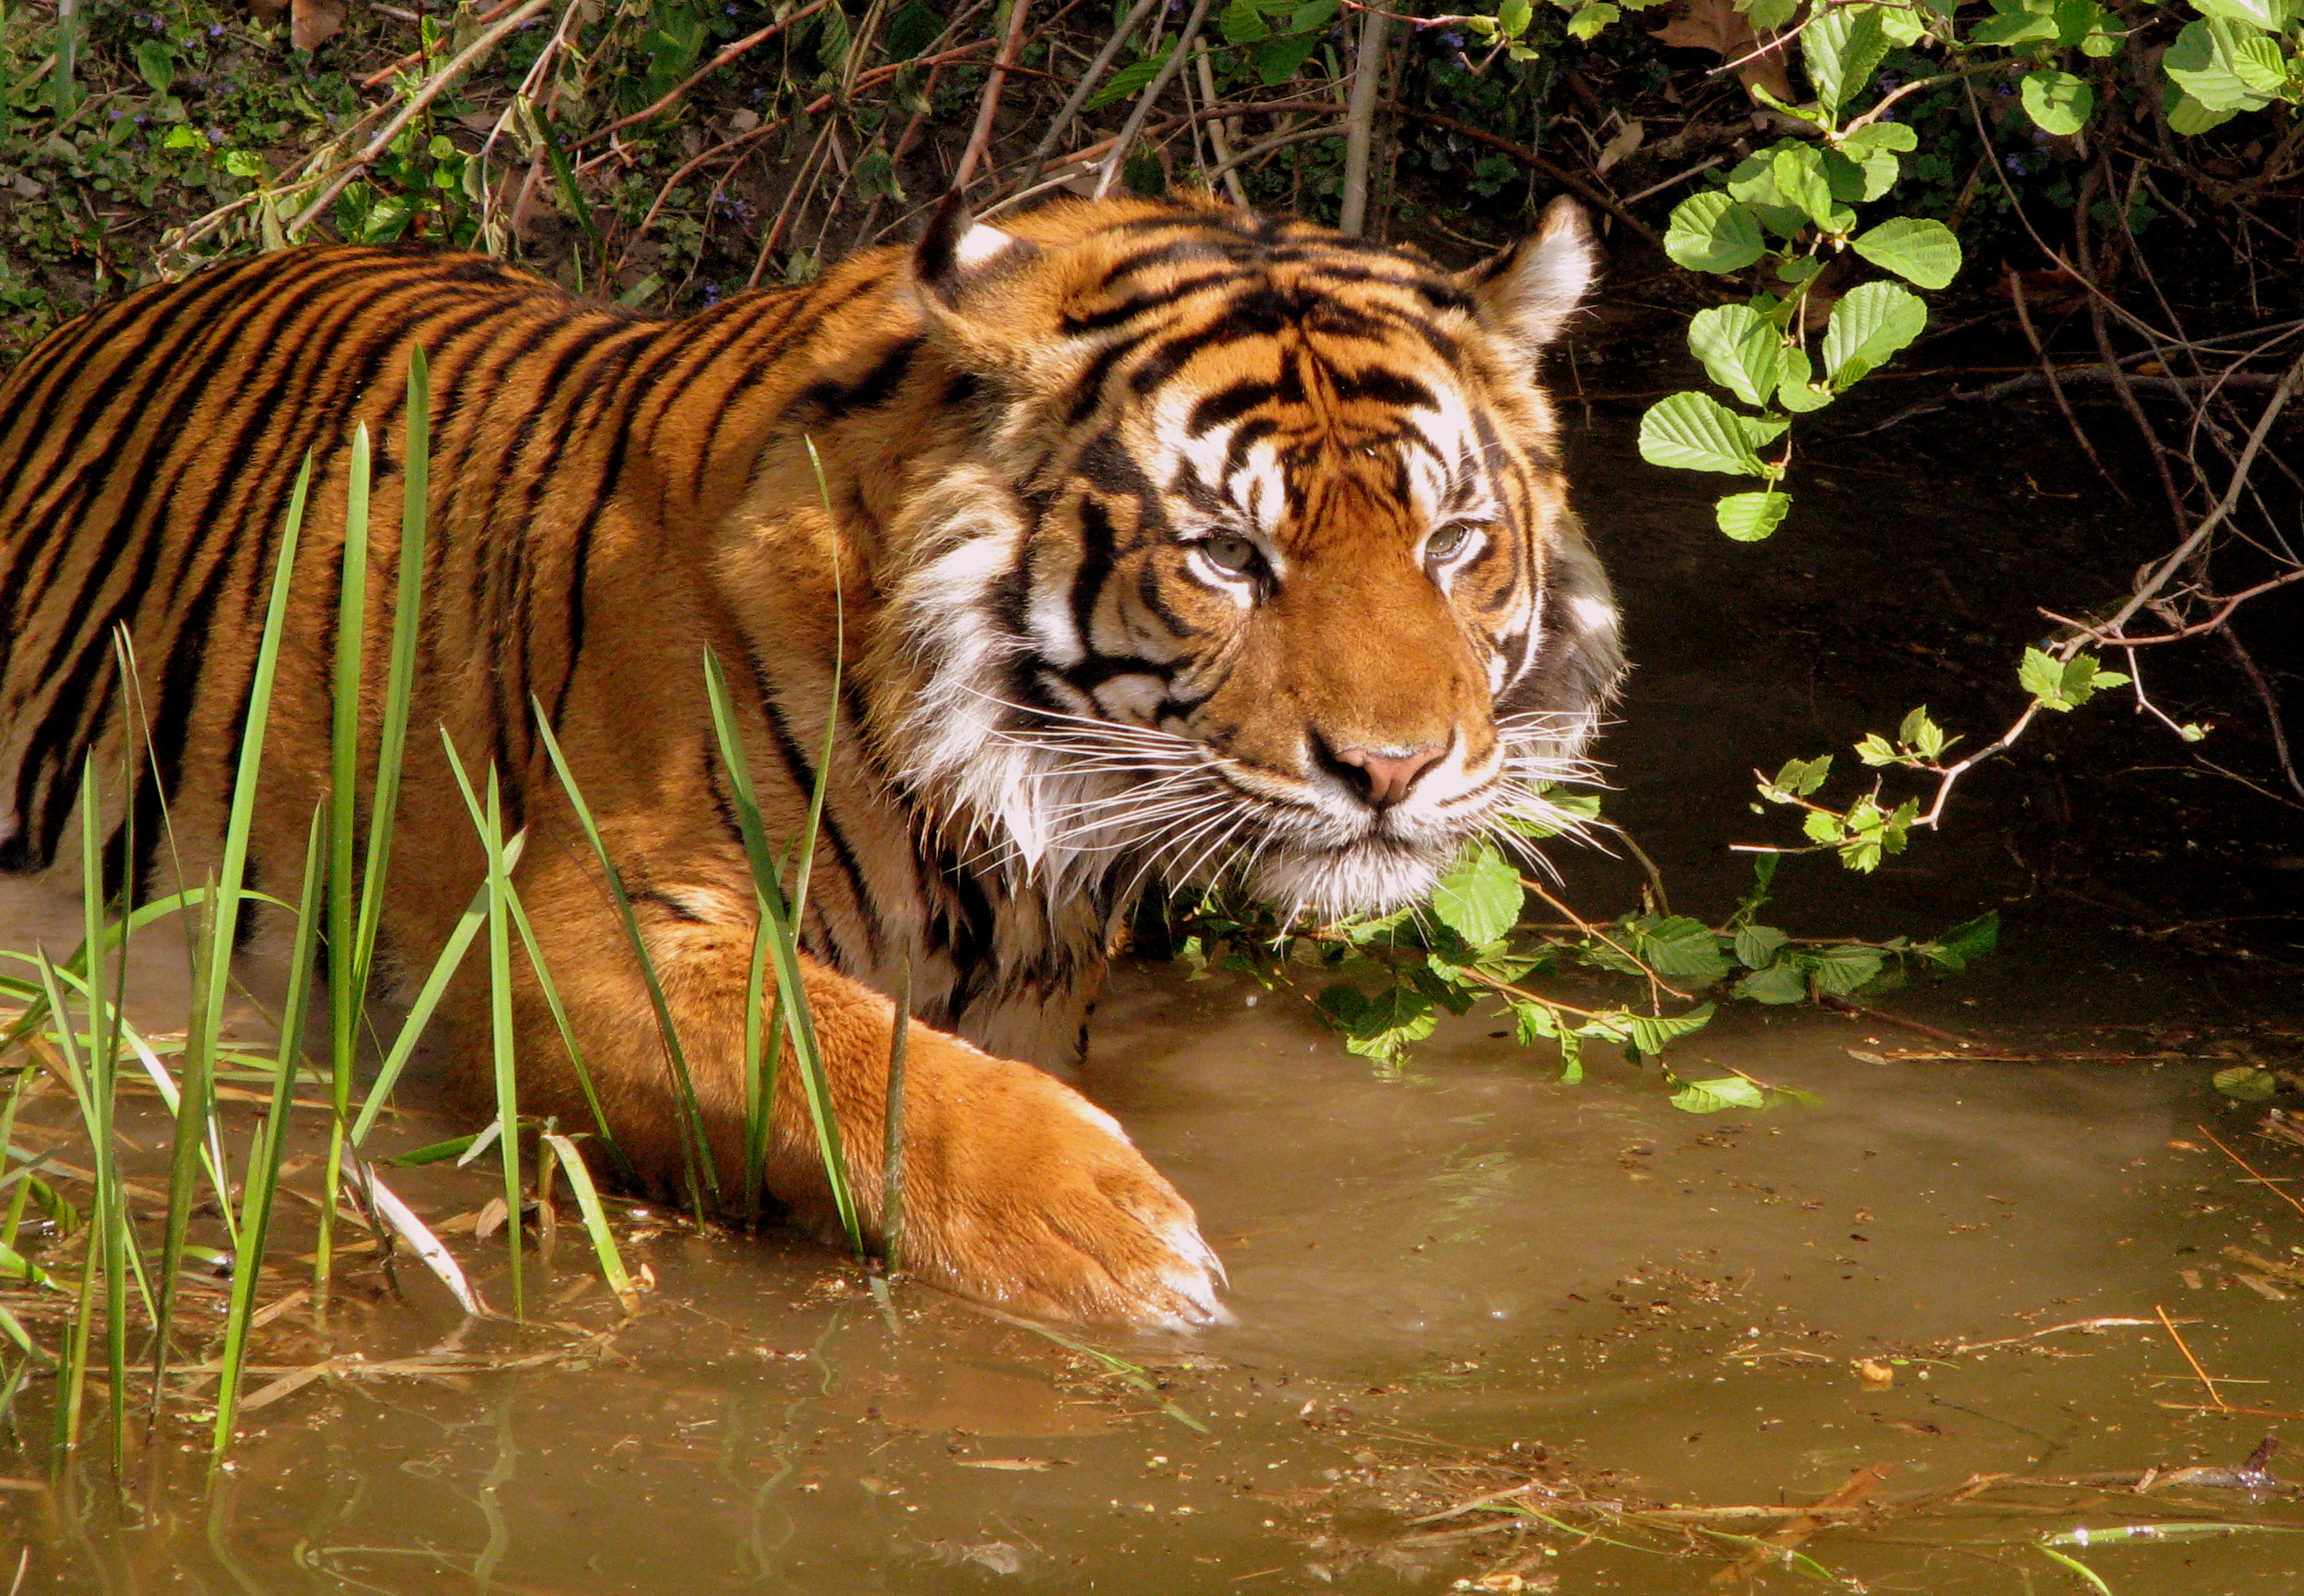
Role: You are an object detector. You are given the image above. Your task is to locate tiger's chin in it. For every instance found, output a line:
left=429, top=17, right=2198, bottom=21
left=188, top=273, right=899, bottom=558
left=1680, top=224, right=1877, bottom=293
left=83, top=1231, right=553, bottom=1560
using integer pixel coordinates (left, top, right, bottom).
left=1242, top=835, right=1464, bottom=924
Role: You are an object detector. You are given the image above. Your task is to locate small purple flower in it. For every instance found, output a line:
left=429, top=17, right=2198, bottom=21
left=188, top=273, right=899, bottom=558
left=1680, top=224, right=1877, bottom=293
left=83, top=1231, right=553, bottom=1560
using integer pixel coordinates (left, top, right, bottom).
left=1438, top=29, right=1466, bottom=48
left=2004, top=155, right=2023, bottom=173
left=208, top=22, right=224, bottom=37
left=109, top=108, right=125, bottom=121
left=132, top=113, right=147, bottom=125
left=702, top=281, right=721, bottom=302
left=207, top=126, right=224, bottom=143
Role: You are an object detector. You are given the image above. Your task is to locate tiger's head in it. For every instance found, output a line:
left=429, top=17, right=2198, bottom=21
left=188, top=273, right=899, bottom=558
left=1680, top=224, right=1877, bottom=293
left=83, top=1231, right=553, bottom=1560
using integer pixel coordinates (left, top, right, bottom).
left=881, top=194, right=1622, bottom=920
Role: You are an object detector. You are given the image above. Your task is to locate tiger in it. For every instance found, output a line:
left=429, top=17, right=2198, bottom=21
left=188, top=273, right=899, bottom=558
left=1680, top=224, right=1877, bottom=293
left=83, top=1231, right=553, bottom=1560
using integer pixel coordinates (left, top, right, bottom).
left=0, top=191, right=1622, bottom=1326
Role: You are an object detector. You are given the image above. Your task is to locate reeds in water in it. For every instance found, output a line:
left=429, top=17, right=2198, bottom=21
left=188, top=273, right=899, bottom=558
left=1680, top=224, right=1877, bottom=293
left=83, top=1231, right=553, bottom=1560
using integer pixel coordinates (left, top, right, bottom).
left=0, top=357, right=871, bottom=1471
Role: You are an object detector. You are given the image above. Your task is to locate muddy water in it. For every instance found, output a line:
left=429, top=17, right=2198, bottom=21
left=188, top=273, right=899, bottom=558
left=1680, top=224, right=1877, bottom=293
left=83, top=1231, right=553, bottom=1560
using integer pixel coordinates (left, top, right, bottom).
left=5, top=409, right=2302, bottom=1593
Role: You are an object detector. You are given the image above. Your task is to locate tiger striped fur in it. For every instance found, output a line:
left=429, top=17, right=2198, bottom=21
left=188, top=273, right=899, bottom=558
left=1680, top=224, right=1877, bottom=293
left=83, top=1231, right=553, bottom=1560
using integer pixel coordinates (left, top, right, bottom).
left=0, top=193, right=1620, bottom=1325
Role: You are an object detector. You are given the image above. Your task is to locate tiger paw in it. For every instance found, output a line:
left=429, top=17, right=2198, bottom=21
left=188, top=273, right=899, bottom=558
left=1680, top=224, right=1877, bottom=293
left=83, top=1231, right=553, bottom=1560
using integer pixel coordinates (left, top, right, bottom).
left=892, top=1038, right=1229, bottom=1329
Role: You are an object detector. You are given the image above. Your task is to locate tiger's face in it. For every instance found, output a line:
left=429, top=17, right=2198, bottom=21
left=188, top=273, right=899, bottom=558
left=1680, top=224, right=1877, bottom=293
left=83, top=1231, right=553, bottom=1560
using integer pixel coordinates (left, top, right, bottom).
left=892, top=196, right=1622, bottom=919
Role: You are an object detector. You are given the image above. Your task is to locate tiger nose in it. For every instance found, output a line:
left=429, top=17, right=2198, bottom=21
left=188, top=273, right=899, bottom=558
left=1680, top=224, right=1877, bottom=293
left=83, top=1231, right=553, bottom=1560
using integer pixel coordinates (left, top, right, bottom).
left=1333, top=745, right=1444, bottom=809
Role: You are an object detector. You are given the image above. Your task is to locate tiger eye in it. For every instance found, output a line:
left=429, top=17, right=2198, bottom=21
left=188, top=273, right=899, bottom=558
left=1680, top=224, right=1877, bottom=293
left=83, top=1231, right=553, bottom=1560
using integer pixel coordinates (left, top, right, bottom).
left=1202, top=532, right=1259, bottom=573
left=1426, top=523, right=1472, bottom=561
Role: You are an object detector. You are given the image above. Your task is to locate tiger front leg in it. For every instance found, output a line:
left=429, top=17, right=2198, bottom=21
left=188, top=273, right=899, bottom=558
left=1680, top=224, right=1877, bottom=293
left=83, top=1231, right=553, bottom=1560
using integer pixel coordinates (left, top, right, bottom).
left=489, top=875, right=1229, bottom=1328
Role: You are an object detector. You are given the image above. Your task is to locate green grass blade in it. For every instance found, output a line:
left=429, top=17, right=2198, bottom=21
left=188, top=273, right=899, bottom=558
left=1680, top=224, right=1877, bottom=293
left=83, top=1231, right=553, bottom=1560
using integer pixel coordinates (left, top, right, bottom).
left=739, top=923, right=777, bottom=1227
left=0, top=886, right=228, bottom=1059
left=157, top=452, right=312, bottom=1390
left=697, top=652, right=857, bottom=1253
left=539, top=1133, right=635, bottom=1304
left=480, top=766, right=523, bottom=1321
left=881, top=962, right=910, bottom=1274
left=213, top=805, right=327, bottom=1459
left=32, top=949, right=94, bottom=1453
left=2037, top=1544, right=2116, bottom=1595
left=317, top=422, right=374, bottom=1303
left=528, top=703, right=717, bottom=1214
left=353, top=348, right=430, bottom=991
left=75, top=759, right=129, bottom=1469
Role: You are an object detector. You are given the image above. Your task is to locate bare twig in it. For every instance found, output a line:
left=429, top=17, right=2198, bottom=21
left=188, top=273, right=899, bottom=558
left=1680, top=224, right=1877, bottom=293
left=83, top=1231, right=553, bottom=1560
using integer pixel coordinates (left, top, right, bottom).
left=1093, top=0, right=1214, bottom=199
left=2197, top=1123, right=2304, bottom=1222
left=1017, top=0, right=1162, bottom=195
left=290, top=0, right=555, bottom=238
left=2009, top=270, right=2120, bottom=496
left=570, top=0, right=837, bottom=153
left=2156, top=1303, right=2233, bottom=1412
left=955, top=0, right=1035, bottom=191
left=1382, top=102, right=1663, bottom=247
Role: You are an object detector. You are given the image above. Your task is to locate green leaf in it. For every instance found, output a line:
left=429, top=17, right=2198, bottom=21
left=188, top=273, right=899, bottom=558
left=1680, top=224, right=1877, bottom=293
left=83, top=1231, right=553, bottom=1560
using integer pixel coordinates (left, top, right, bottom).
left=1734, top=960, right=1811, bottom=1004
left=1919, top=910, right=2000, bottom=969
left=1968, top=7, right=2063, bottom=43
left=1851, top=217, right=1963, bottom=290
left=1665, top=191, right=1767, bottom=274
left=2020, top=68, right=2096, bottom=135
left=1774, top=346, right=1835, bottom=414
left=2165, top=18, right=2277, bottom=112
left=1628, top=1003, right=1717, bottom=1057
left=1688, top=305, right=1787, bottom=408
left=2192, top=0, right=2286, bottom=27
left=1820, top=280, right=1926, bottom=387
left=1221, top=0, right=1271, bottom=42
left=1801, top=4, right=1889, bottom=112
left=134, top=38, right=176, bottom=94
left=1567, top=2, right=1619, bottom=38
left=2227, top=29, right=2292, bottom=95
left=1499, top=0, right=1535, bottom=32
left=2021, top=647, right=2127, bottom=711
left=1640, top=392, right=1775, bottom=477
left=1253, top=27, right=1328, bottom=82
left=2212, top=1064, right=2279, bottom=1101
left=1802, top=808, right=1845, bottom=844
left=2164, top=87, right=2240, bottom=134
left=1637, top=919, right=1734, bottom=983
left=1745, top=0, right=1799, bottom=27
left=1899, top=706, right=1949, bottom=760
left=1716, top=490, right=1792, bottom=541
left=1877, top=2, right=1930, bottom=43
left=1430, top=840, right=1526, bottom=948
left=1734, top=924, right=1790, bottom=969
left=1805, top=944, right=1884, bottom=995
left=1840, top=121, right=1919, bottom=156
left=1089, top=48, right=1173, bottom=109
left=1670, top=1073, right=1767, bottom=1113
left=1772, top=144, right=1851, bottom=234
left=1771, top=753, right=1834, bottom=797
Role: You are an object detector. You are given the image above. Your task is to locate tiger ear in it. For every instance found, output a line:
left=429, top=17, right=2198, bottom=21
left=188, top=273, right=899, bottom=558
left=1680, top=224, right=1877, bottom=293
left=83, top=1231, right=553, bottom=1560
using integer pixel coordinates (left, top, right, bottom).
left=1457, top=196, right=1599, bottom=356
left=913, top=191, right=1044, bottom=371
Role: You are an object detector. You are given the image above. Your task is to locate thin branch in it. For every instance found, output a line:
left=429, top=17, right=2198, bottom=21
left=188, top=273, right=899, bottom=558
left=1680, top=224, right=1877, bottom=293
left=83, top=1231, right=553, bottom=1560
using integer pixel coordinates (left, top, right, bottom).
left=2040, top=566, right=2304, bottom=647
left=955, top=0, right=1035, bottom=191
left=1383, top=102, right=1663, bottom=247
left=1093, top=0, right=1214, bottom=199
left=290, top=0, right=555, bottom=239
left=1338, top=2, right=1387, bottom=236
left=569, top=0, right=837, bottom=153
left=1017, top=0, right=1163, bottom=195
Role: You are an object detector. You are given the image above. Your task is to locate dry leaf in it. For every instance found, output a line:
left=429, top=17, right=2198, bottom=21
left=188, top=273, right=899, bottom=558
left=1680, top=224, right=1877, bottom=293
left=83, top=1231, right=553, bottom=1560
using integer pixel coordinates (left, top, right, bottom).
left=1650, top=0, right=1793, bottom=105
left=1596, top=119, right=1645, bottom=175
left=291, top=0, right=348, bottom=52
left=956, top=1457, right=1060, bottom=1471
left=1855, top=1359, right=1895, bottom=1387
